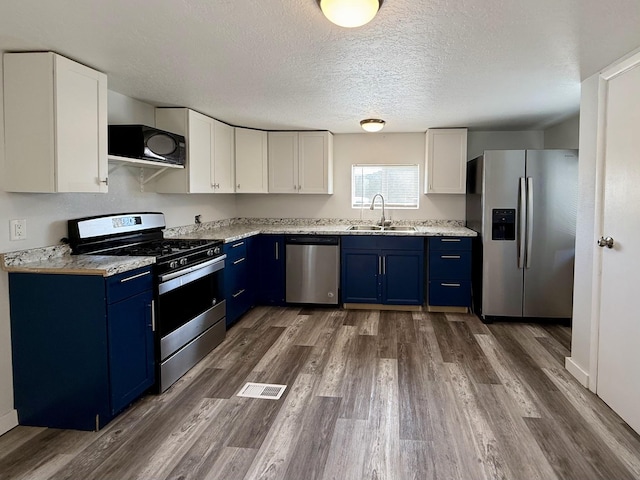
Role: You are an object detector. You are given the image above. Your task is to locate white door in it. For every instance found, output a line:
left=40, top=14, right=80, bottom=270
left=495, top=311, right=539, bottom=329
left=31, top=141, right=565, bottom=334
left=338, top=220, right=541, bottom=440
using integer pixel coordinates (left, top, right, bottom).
left=213, top=120, right=235, bottom=193
left=596, top=57, right=640, bottom=433
left=268, top=132, right=298, bottom=193
left=299, top=131, right=332, bottom=194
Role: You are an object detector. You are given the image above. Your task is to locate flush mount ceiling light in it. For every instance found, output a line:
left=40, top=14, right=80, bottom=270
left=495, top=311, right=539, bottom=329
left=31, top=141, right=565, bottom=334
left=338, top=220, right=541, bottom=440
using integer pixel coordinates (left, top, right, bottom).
left=360, top=118, right=386, bottom=132
left=318, top=0, right=384, bottom=28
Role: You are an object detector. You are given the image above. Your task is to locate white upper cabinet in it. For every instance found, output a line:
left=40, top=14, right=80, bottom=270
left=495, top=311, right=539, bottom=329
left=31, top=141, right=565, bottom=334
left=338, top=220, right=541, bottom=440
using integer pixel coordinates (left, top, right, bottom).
left=155, top=108, right=234, bottom=193
left=213, top=120, right=235, bottom=193
left=235, top=128, right=268, bottom=193
left=424, top=128, right=468, bottom=194
left=3, top=52, right=108, bottom=193
left=268, top=131, right=333, bottom=194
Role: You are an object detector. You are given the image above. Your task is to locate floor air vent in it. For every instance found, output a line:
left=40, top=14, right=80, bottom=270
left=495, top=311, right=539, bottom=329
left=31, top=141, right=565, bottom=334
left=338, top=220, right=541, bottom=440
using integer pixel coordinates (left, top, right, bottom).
left=237, top=382, right=287, bottom=400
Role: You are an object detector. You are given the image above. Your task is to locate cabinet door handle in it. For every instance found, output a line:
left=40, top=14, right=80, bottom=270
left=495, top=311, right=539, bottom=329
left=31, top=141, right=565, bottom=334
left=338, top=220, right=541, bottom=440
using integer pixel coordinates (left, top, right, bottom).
left=237, top=184, right=241, bottom=189
left=383, top=256, right=386, bottom=275
left=233, top=257, right=246, bottom=265
left=151, top=300, right=156, bottom=332
left=232, top=289, right=245, bottom=298
left=232, top=241, right=245, bottom=248
left=378, top=256, right=382, bottom=275
left=441, top=255, right=461, bottom=259
left=441, top=238, right=461, bottom=242
left=441, top=283, right=461, bottom=287
left=120, top=270, right=151, bottom=283
left=100, top=178, right=109, bottom=185
left=275, top=242, right=279, bottom=260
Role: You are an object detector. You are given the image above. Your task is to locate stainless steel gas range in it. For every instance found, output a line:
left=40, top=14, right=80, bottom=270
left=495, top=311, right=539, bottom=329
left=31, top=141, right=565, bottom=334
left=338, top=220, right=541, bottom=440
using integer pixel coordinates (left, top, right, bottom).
left=67, top=212, right=226, bottom=392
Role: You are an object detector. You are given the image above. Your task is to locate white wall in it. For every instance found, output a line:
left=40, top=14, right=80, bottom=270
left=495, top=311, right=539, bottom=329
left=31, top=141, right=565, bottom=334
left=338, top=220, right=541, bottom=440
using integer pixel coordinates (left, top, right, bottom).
left=0, top=84, right=237, bottom=435
left=565, top=75, right=598, bottom=386
left=467, top=131, right=544, bottom=160
left=544, top=114, right=580, bottom=149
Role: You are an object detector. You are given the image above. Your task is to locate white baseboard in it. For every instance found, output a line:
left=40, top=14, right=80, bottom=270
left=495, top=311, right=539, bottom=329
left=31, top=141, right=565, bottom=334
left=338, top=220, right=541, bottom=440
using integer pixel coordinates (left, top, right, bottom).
left=0, top=409, right=18, bottom=436
left=565, top=357, right=589, bottom=387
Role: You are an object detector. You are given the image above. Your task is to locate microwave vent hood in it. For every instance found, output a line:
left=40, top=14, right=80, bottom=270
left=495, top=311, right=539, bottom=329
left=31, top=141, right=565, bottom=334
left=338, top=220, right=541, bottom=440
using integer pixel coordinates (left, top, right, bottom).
left=108, top=124, right=186, bottom=166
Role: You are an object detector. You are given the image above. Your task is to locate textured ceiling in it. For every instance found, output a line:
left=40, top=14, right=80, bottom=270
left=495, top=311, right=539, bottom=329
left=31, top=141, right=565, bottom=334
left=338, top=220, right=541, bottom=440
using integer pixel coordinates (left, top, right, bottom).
left=0, top=0, right=639, bottom=133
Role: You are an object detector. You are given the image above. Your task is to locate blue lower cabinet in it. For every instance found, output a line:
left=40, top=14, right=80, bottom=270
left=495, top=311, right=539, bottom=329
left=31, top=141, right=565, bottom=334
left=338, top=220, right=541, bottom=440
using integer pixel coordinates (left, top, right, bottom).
left=427, top=237, right=472, bottom=308
left=255, top=234, right=285, bottom=305
left=224, top=237, right=254, bottom=327
left=341, top=250, right=380, bottom=303
left=8, top=267, right=155, bottom=430
left=341, top=236, right=424, bottom=306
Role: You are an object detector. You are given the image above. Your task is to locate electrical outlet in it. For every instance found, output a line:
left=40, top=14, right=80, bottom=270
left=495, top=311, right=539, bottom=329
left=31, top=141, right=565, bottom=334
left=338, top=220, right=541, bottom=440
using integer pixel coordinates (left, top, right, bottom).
left=10, top=219, right=27, bottom=241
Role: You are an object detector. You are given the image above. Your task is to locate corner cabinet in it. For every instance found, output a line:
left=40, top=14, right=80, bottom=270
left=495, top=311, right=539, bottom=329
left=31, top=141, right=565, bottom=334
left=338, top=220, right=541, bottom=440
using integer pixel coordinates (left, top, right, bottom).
left=268, top=131, right=333, bottom=194
left=235, top=128, right=269, bottom=193
left=155, top=108, right=235, bottom=193
left=3, top=52, right=108, bottom=193
left=341, top=236, right=424, bottom=306
left=8, top=267, right=155, bottom=431
left=424, top=128, right=468, bottom=194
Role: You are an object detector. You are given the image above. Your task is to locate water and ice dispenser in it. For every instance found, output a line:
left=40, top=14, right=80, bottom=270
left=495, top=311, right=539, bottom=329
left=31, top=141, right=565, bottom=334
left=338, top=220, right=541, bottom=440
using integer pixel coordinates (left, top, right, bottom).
left=492, top=209, right=515, bottom=240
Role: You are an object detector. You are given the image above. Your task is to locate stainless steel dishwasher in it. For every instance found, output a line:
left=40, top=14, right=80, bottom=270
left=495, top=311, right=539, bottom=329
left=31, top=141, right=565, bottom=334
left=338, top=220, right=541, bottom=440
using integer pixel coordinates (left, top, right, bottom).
left=285, top=235, right=340, bottom=304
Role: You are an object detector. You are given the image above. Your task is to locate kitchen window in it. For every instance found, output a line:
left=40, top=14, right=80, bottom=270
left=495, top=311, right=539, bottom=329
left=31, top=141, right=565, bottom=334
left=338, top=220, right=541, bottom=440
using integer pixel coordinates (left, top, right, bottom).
left=352, top=164, right=420, bottom=209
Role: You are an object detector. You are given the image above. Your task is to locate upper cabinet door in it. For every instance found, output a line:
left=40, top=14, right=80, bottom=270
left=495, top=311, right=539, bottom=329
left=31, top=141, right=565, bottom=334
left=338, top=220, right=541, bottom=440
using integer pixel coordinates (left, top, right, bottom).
left=4, top=52, right=108, bottom=193
left=235, top=128, right=268, bottom=193
left=213, top=120, right=235, bottom=193
left=268, top=132, right=298, bottom=193
left=425, top=128, right=468, bottom=194
left=299, top=131, right=333, bottom=194
left=155, top=108, right=216, bottom=194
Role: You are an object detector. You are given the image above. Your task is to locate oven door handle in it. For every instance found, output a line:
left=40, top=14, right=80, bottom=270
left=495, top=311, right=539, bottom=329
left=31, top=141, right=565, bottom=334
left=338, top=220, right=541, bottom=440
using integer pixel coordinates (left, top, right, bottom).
left=158, top=255, right=226, bottom=294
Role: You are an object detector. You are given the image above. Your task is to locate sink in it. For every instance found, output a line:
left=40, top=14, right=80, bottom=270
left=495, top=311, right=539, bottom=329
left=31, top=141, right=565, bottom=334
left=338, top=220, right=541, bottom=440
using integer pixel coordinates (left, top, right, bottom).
left=384, top=226, right=417, bottom=232
left=348, top=225, right=383, bottom=231
left=347, top=225, right=416, bottom=232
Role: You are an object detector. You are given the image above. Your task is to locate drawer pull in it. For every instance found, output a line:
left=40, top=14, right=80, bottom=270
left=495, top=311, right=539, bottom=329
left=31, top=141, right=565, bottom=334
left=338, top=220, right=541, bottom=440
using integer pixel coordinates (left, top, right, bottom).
left=232, top=241, right=245, bottom=248
left=441, top=255, right=461, bottom=259
left=441, top=238, right=461, bottom=242
left=120, top=270, right=151, bottom=283
left=441, top=283, right=461, bottom=287
left=233, top=257, right=246, bottom=265
left=232, top=289, right=246, bottom=298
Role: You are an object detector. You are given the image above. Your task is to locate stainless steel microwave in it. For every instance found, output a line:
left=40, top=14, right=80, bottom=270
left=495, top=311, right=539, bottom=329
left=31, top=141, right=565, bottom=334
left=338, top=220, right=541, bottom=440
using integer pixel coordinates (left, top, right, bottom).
left=108, top=125, right=186, bottom=165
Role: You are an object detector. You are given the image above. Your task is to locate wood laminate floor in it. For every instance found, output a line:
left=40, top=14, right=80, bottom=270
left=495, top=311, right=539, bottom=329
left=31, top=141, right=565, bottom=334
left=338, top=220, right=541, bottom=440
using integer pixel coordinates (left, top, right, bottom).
left=2, top=306, right=640, bottom=480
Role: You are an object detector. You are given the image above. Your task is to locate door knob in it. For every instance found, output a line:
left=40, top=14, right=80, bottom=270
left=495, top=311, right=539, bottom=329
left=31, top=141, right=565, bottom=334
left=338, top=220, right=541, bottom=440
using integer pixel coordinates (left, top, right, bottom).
left=598, top=236, right=615, bottom=248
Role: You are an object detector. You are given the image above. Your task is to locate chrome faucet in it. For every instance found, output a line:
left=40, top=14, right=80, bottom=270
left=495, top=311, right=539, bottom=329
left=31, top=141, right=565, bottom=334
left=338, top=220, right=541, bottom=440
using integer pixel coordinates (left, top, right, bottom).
left=369, top=193, right=389, bottom=226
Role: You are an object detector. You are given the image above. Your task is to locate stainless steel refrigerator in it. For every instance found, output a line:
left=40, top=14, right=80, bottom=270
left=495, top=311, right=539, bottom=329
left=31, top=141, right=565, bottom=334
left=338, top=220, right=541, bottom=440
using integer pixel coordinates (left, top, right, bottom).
left=466, top=150, right=578, bottom=320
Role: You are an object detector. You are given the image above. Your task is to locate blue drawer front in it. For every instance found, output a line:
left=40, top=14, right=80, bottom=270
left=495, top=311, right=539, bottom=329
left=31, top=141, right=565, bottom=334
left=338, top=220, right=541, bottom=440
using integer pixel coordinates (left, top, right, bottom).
left=429, top=237, right=472, bottom=251
left=106, top=267, right=153, bottom=304
left=223, top=239, right=248, bottom=261
left=428, top=280, right=471, bottom=307
left=428, top=250, right=471, bottom=279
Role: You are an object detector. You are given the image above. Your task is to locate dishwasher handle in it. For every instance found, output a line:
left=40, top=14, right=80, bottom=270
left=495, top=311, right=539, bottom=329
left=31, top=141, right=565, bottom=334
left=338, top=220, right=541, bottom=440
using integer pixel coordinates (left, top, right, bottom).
left=285, top=235, right=339, bottom=246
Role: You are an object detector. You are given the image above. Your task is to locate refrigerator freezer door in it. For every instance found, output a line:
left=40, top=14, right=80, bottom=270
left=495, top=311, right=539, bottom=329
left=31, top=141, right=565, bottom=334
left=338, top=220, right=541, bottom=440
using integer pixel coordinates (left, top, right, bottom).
left=481, top=150, right=526, bottom=317
left=523, top=150, right=578, bottom=317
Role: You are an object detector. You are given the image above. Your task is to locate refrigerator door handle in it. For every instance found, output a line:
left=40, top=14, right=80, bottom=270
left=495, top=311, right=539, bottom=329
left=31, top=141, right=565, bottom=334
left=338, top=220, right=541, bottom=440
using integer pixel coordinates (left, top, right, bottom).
left=526, top=177, right=534, bottom=269
left=518, top=177, right=526, bottom=269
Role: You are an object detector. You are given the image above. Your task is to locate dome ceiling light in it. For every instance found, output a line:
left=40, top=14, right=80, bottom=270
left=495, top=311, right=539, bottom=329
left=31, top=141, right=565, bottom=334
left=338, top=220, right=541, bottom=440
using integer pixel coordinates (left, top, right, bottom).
left=318, top=0, right=384, bottom=28
left=360, top=118, right=386, bottom=132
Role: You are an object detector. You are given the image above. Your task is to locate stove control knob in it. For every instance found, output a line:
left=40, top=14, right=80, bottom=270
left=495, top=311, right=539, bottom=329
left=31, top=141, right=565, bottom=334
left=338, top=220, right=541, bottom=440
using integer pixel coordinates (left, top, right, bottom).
left=214, top=246, right=221, bottom=255
left=206, top=249, right=215, bottom=257
left=169, top=260, right=179, bottom=269
left=179, top=258, right=188, bottom=266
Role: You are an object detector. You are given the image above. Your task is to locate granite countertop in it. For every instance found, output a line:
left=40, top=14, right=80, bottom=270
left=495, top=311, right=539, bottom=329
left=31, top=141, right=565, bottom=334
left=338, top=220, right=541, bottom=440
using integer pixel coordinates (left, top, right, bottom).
left=165, top=222, right=477, bottom=244
left=1, top=245, right=155, bottom=277
left=1, top=218, right=476, bottom=276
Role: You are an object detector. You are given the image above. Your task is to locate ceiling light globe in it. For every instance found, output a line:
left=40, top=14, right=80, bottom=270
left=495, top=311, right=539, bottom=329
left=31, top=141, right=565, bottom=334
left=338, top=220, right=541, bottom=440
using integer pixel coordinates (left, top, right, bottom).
left=320, top=0, right=381, bottom=28
left=360, top=119, right=385, bottom=132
